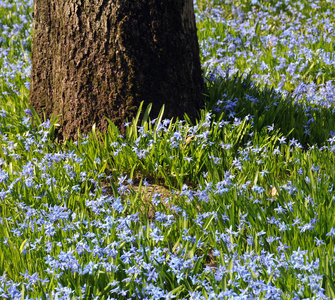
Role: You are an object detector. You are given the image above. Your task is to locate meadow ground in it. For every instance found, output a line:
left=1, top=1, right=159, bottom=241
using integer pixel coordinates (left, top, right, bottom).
left=1, top=0, right=335, bottom=299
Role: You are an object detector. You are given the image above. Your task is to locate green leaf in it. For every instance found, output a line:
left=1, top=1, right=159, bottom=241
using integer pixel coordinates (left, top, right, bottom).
left=19, top=239, right=29, bottom=253
left=169, top=285, right=185, bottom=297
left=141, top=103, right=152, bottom=127
left=253, top=170, right=259, bottom=186
left=28, top=104, right=42, bottom=127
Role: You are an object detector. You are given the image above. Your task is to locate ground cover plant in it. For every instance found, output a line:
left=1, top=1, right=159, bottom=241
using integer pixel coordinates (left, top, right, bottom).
left=1, top=0, right=335, bottom=299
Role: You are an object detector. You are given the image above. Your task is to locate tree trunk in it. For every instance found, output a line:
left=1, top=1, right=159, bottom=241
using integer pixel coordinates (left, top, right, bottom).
left=29, top=0, right=204, bottom=140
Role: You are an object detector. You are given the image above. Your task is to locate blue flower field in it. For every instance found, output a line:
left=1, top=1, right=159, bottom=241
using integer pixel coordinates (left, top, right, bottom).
left=1, top=0, right=335, bottom=299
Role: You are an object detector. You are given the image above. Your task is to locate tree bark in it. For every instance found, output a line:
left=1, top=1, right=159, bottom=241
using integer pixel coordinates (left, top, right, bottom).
left=29, top=0, right=204, bottom=140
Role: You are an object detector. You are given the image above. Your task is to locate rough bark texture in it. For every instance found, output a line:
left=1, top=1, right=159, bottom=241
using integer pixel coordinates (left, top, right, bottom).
left=29, top=0, right=204, bottom=140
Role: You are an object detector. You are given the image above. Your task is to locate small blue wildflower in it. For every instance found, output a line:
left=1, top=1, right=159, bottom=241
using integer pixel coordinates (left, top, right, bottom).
left=24, top=108, right=32, bottom=116
left=326, top=227, right=335, bottom=238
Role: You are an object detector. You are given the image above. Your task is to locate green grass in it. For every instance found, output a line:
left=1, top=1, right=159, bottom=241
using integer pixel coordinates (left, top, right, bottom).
left=1, top=0, right=335, bottom=299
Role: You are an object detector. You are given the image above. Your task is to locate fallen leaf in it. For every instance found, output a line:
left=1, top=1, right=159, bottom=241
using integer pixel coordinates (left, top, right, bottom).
left=270, top=187, right=278, bottom=197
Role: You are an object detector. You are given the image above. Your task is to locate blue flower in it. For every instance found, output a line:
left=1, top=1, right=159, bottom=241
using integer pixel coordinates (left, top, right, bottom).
left=326, top=227, right=335, bottom=238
